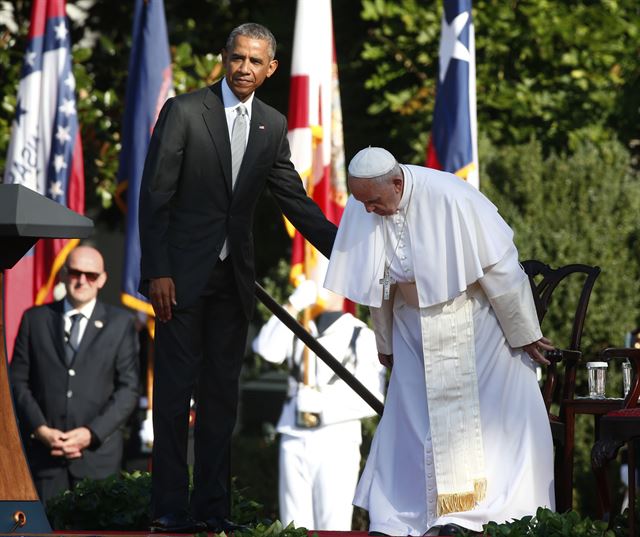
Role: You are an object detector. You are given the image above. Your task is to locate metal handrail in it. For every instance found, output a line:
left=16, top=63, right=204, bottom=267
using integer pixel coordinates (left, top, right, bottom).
left=254, top=282, right=384, bottom=416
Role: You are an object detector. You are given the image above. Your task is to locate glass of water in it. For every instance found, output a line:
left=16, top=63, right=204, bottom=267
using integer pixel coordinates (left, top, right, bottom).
left=586, top=361, right=608, bottom=399
left=622, top=360, right=633, bottom=397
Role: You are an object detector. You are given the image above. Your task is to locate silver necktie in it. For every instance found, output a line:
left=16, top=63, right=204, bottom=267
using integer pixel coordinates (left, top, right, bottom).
left=230, top=104, right=248, bottom=186
left=220, top=104, right=248, bottom=261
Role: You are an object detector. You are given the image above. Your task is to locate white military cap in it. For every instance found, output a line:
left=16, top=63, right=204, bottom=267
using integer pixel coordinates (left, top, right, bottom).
left=348, top=147, right=397, bottom=178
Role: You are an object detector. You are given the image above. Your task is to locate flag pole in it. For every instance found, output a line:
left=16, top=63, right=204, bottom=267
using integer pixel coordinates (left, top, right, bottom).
left=300, top=169, right=315, bottom=387
left=299, top=172, right=316, bottom=425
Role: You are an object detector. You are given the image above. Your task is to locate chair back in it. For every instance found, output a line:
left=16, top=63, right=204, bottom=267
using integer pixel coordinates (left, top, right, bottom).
left=521, top=260, right=601, bottom=413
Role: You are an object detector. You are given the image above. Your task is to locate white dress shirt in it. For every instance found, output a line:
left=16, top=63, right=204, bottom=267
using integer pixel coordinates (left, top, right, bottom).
left=221, top=77, right=253, bottom=145
left=63, top=298, right=97, bottom=345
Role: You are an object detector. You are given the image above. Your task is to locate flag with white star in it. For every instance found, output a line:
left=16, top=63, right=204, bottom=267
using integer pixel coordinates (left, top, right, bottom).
left=3, top=0, right=85, bottom=361
left=426, top=0, right=479, bottom=189
left=116, top=0, right=172, bottom=319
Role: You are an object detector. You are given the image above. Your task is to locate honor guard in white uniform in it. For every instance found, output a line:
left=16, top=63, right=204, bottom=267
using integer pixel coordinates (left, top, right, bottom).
left=252, top=280, right=386, bottom=530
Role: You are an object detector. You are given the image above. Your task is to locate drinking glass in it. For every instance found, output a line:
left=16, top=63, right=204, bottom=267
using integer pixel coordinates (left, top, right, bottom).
left=622, top=360, right=632, bottom=397
left=586, top=361, right=608, bottom=399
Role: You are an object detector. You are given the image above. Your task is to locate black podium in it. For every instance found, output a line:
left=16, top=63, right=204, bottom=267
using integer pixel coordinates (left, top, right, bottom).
left=0, top=184, right=93, bottom=533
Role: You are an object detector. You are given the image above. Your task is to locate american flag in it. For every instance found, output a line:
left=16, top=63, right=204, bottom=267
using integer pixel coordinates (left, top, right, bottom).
left=426, top=0, right=479, bottom=189
left=3, top=0, right=85, bottom=361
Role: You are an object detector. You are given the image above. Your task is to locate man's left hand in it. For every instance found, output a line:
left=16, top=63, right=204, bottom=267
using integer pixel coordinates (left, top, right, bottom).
left=522, top=336, right=555, bottom=366
left=56, top=427, right=93, bottom=459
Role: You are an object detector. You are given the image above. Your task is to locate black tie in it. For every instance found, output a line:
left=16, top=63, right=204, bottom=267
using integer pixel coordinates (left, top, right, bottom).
left=65, top=313, right=83, bottom=366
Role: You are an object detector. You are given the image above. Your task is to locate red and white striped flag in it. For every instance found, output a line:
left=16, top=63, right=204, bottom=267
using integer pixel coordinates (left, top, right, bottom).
left=286, top=0, right=347, bottom=302
left=3, top=0, right=85, bottom=361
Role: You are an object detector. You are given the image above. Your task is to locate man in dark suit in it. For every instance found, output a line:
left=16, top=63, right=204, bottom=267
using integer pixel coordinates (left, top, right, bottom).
left=138, top=23, right=337, bottom=533
left=10, top=245, right=140, bottom=505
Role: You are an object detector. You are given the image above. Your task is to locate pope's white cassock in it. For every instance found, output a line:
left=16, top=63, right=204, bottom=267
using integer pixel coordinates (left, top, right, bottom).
left=324, top=163, right=555, bottom=535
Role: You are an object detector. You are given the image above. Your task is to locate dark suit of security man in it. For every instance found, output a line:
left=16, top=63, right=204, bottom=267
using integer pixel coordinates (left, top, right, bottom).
left=10, top=246, right=139, bottom=504
left=137, top=23, right=337, bottom=534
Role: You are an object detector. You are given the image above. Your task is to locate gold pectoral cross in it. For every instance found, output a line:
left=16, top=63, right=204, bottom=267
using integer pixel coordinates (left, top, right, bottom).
left=379, top=265, right=396, bottom=300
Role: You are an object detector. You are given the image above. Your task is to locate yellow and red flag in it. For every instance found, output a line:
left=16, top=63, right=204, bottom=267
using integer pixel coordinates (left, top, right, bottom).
left=286, top=0, right=347, bottom=299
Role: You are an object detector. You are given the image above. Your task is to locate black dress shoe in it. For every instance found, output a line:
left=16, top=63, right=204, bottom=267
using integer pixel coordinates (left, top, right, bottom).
left=369, top=532, right=390, bottom=536
left=438, top=523, right=468, bottom=536
left=204, top=516, right=250, bottom=534
left=150, top=512, right=207, bottom=533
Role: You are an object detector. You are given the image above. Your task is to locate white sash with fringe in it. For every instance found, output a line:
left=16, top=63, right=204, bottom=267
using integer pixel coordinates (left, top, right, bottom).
left=420, top=290, right=486, bottom=515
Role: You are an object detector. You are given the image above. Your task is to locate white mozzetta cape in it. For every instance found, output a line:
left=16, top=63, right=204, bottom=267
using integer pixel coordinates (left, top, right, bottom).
left=324, top=164, right=515, bottom=308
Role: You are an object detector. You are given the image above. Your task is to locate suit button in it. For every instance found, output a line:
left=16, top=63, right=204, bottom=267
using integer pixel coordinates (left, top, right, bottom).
left=68, top=369, right=76, bottom=376
left=66, top=390, right=73, bottom=398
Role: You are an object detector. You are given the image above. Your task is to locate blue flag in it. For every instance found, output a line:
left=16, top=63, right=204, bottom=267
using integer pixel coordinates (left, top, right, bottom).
left=117, top=0, right=172, bottom=315
left=426, top=0, right=478, bottom=188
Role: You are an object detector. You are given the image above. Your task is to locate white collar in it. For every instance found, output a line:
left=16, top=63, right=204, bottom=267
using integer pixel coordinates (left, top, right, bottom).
left=221, top=77, right=254, bottom=118
left=63, top=298, right=97, bottom=320
left=396, top=164, right=414, bottom=212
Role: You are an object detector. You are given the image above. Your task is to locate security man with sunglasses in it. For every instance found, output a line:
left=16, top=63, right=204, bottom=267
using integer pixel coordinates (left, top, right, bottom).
left=10, top=245, right=140, bottom=504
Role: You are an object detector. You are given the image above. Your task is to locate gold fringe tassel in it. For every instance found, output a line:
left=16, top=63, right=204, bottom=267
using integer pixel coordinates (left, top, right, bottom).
left=474, top=478, right=487, bottom=503
left=436, top=492, right=476, bottom=516
left=436, top=479, right=488, bottom=516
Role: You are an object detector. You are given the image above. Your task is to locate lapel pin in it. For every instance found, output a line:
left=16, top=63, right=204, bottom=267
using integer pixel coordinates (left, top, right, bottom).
left=258, top=124, right=265, bottom=130
left=94, top=320, right=104, bottom=329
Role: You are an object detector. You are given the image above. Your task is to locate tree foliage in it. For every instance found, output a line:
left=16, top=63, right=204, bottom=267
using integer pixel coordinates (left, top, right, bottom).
left=482, top=137, right=640, bottom=353
left=359, top=0, right=640, bottom=162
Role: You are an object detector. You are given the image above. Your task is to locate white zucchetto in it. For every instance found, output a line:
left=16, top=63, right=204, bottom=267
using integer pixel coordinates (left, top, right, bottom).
left=348, top=147, right=397, bottom=178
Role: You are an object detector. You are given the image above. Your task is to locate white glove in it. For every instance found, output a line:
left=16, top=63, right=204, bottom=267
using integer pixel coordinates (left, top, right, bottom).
left=296, top=385, right=324, bottom=414
left=289, top=279, right=318, bottom=311
left=139, top=415, right=154, bottom=453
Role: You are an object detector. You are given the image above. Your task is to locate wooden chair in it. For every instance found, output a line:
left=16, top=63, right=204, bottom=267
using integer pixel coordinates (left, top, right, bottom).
left=522, top=260, right=601, bottom=512
left=591, top=347, right=640, bottom=535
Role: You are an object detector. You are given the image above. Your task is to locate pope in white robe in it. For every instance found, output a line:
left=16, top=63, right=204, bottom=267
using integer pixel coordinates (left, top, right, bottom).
left=324, top=147, right=555, bottom=536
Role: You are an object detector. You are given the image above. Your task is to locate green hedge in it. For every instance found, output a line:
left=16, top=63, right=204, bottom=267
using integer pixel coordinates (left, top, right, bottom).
left=46, top=472, right=638, bottom=536
left=46, top=471, right=264, bottom=531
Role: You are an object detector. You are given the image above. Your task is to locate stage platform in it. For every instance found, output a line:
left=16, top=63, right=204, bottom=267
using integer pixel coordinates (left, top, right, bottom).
left=0, top=530, right=472, bottom=537
left=0, top=530, right=464, bottom=537
left=0, top=530, right=378, bottom=537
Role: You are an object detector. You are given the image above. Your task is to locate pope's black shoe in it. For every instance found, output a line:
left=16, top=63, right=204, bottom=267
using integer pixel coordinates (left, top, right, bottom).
left=150, top=512, right=207, bottom=533
left=438, top=523, right=466, bottom=536
left=204, top=516, right=250, bottom=534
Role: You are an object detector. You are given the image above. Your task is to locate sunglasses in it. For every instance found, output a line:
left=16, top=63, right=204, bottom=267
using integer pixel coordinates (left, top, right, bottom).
left=66, top=267, right=102, bottom=282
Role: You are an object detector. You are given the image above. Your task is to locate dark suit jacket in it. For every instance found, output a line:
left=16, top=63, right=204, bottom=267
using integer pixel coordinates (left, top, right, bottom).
left=10, top=300, right=139, bottom=479
left=138, top=81, right=337, bottom=316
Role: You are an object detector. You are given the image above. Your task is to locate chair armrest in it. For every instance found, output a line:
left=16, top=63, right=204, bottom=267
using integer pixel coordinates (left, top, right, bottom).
left=540, top=349, right=582, bottom=412
left=547, top=348, right=581, bottom=364
left=599, top=347, right=640, bottom=363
